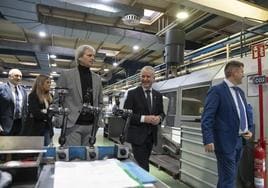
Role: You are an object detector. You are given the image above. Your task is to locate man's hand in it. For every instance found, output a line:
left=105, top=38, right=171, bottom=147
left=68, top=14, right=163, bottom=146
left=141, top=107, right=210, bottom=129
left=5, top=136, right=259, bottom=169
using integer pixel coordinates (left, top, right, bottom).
left=144, top=115, right=161, bottom=125
left=242, top=131, right=253, bottom=140
left=204, top=143, right=214, bottom=153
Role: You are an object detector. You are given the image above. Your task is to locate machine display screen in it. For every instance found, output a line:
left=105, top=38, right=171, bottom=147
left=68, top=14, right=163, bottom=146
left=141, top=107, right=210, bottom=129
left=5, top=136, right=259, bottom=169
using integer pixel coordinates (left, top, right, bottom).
left=181, top=85, right=210, bottom=118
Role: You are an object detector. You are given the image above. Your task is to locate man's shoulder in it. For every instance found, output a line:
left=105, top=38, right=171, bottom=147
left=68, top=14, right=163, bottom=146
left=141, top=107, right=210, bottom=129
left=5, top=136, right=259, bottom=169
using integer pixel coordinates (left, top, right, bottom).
left=0, top=83, right=9, bottom=90
left=152, top=89, right=161, bottom=95
left=210, top=82, right=226, bottom=91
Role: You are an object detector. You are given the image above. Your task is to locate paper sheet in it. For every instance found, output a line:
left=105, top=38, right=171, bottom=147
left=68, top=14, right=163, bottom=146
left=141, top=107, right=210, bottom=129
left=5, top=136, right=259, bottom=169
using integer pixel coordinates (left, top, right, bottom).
left=54, top=159, right=140, bottom=188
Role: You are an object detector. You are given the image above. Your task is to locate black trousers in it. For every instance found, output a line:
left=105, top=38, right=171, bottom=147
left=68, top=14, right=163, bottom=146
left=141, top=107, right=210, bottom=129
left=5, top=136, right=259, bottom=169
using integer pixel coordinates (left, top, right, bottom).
left=9, top=119, right=22, bottom=136
left=131, top=134, right=153, bottom=171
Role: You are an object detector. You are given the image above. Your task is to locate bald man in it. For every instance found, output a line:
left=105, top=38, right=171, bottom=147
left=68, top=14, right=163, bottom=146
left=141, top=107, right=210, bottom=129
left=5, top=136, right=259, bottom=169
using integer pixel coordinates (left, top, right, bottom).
left=0, top=69, right=27, bottom=135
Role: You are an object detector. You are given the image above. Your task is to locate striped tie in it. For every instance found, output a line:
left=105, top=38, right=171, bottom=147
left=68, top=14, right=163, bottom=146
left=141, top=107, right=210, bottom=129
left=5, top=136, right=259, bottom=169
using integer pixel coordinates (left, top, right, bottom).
left=233, top=87, right=246, bottom=131
left=14, top=87, right=21, bottom=119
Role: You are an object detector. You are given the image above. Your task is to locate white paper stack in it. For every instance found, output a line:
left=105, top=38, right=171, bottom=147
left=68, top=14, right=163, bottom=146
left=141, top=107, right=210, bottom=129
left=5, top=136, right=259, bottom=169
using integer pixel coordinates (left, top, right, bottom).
left=53, top=159, right=140, bottom=188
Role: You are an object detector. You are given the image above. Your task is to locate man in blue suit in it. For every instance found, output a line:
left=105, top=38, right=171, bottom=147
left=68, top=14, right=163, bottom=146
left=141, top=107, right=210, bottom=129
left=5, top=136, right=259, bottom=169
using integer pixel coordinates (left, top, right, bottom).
left=201, top=60, right=253, bottom=188
left=0, top=69, right=27, bottom=135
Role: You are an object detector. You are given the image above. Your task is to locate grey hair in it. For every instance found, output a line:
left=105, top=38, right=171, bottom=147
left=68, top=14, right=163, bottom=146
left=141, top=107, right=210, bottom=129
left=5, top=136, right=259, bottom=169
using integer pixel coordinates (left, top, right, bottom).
left=75, top=45, right=96, bottom=64
left=141, top=66, right=155, bottom=75
left=8, top=69, right=22, bottom=77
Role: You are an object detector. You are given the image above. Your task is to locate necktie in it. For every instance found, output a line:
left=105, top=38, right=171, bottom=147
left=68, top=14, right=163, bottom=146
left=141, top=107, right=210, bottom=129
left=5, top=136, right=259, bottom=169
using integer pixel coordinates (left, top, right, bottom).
left=233, top=87, right=246, bottom=131
left=14, top=87, right=21, bottom=119
left=145, top=90, right=152, bottom=114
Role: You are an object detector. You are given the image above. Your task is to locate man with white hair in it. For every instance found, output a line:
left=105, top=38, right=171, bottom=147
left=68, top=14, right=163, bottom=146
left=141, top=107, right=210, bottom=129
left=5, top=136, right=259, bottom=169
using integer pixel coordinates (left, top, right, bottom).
left=124, top=66, right=165, bottom=171
left=0, top=69, right=27, bottom=135
left=54, top=45, right=103, bottom=146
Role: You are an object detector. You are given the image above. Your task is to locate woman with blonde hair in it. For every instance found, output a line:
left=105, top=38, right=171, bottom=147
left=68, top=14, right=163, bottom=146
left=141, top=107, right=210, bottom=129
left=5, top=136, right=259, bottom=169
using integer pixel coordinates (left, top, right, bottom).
left=25, top=74, right=53, bottom=145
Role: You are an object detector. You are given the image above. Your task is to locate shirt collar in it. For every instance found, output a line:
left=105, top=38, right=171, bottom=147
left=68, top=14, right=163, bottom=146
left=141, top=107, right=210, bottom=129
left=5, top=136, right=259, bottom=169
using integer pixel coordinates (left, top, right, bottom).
left=142, top=86, right=152, bottom=92
left=8, top=81, right=17, bottom=89
left=224, top=78, right=236, bottom=88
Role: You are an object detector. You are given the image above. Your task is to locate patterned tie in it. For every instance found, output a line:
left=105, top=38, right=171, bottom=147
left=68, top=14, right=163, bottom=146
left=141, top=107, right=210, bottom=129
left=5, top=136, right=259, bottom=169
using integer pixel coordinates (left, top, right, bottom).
left=145, top=90, right=152, bottom=114
left=14, top=86, right=21, bottom=119
left=233, top=87, right=246, bottom=131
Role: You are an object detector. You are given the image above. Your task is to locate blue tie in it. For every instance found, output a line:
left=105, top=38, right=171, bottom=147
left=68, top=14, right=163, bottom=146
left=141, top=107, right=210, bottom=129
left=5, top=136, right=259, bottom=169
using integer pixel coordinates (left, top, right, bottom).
left=233, top=87, right=246, bottom=131
left=14, top=87, right=21, bottom=119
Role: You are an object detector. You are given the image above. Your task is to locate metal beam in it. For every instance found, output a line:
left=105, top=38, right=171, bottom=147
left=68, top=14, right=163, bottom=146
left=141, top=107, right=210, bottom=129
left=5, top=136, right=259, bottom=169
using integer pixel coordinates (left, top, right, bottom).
left=181, top=0, right=268, bottom=25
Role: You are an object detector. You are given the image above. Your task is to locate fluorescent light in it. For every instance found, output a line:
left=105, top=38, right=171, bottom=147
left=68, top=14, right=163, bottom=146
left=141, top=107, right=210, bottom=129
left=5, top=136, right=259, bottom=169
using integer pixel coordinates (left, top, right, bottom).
left=19, top=62, right=37, bottom=66
left=98, top=49, right=120, bottom=57
left=176, top=11, right=189, bottom=20
left=50, top=54, right=57, bottom=59
left=113, top=62, right=118, bottom=67
left=70, top=2, right=119, bottom=13
left=133, top=45, right=140, bottom=51
left=104, top=68, right=109, bottom=72
left=51, top=63, right=57, bottom=67
left=2, top=71, right=8, bottom=74
left=29, top=73, right=40, bottom=76
left=39, top=31, right=46, bottom=38
left=54, top=58, right=72, bottom=62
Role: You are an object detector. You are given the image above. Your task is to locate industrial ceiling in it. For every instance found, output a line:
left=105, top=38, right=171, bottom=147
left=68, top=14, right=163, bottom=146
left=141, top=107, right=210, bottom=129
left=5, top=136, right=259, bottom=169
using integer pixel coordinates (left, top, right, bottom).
left=0, top=0, right=267, bottom=84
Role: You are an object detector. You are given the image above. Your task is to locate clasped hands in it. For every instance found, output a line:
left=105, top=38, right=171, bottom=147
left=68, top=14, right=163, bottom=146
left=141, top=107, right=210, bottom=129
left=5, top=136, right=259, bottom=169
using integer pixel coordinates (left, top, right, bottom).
left=144, top=115, right=161, bottom=125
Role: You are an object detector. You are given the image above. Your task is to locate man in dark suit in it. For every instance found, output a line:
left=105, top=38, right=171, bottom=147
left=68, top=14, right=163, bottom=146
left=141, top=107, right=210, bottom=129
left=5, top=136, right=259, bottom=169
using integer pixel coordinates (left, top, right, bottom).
left=54, top=45, right=103, bottom=146
left=201, top=60, right=253, bottom=188
left=124, top=66, right=165, bottom=171
left=0, top=69, right=27, bottom=135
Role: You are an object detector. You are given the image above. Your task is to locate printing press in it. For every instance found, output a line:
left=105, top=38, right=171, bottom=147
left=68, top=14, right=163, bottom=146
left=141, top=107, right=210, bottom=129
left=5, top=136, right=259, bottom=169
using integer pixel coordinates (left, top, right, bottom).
left=0, top=88, right=167, bottom=188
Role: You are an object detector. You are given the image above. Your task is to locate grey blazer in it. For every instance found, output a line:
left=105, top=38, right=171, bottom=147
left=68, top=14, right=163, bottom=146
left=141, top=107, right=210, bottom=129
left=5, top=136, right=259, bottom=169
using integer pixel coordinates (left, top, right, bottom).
left=54, top=67, right=103, bottom=128
left=0, top=83, right=28, bottom=134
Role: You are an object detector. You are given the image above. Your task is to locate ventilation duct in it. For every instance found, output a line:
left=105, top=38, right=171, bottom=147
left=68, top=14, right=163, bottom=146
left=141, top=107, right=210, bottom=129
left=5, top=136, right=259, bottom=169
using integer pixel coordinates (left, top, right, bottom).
left=122, top=14, right=140, bottom=26
left=164, top=29, right=185, bottom=66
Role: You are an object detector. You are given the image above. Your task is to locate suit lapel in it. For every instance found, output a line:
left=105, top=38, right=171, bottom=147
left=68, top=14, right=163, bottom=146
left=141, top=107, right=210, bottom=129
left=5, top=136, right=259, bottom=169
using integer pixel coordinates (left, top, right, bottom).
left=222, top=82, right=239, bottom=119
left=74, top=68, right=83, bottom=99
left=6, top=83, right=15, bottom=104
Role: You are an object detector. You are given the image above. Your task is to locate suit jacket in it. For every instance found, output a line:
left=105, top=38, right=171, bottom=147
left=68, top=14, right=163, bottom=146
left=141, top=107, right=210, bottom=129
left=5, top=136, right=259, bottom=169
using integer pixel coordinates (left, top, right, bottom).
left=23, top=92, right=53, bottom=136
left=54, top=67, right=103, bottom=128
left=124, top=86, right=165, bottom=145
left=201, top=81, right=254, bottom=154
left=0, top=83, right=27, bottom=134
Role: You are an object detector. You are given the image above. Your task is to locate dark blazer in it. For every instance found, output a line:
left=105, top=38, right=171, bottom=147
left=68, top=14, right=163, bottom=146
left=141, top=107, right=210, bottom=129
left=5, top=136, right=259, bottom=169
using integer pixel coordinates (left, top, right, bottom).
left=0, top=83, right=27, bottom=134
left=201, top=81, right=254, bottom=154
left=24, top=92, right=53, bottom=136
left=124, top=86, right=165, bottom=145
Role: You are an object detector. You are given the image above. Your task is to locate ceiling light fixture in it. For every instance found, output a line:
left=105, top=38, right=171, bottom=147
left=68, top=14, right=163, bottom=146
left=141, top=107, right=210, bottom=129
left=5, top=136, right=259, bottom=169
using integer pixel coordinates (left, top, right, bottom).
left=122, top=14, right=140, bottom=26
left=49, top=54, right=57, bottom=59
left=39, top=31, right=46, bottom=38
left=133, top=45, right=140, bottom=51
left=113, top=62, right=118, bottom=67
left=176, top=11, right=189, bottom=20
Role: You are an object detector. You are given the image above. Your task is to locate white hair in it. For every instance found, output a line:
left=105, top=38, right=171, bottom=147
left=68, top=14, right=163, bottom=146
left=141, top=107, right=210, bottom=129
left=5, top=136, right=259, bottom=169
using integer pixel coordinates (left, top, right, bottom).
left=8, top=69, right=22, bottom=77
left=141, top=66, right=155, bottom=75
left=75, top=45, right=96, bottom=64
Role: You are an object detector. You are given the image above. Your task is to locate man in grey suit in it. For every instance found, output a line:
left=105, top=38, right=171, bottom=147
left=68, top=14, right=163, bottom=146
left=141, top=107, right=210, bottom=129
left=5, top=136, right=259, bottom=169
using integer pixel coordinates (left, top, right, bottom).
left=0, top=69, right=28, bottom=135
left=55, top=45, right=103, bottom=146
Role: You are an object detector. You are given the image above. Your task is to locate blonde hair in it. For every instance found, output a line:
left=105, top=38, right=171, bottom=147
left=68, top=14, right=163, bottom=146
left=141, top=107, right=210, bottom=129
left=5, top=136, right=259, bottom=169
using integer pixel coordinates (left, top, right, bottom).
left=31, top=74, right=52, bottom=103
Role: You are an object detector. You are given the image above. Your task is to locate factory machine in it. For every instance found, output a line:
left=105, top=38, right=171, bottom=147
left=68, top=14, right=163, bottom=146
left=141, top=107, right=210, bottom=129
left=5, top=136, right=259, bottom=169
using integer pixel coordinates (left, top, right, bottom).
left=151, top=32, right=268, bottom=188
left=0, top=88, right=166, bottom=188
